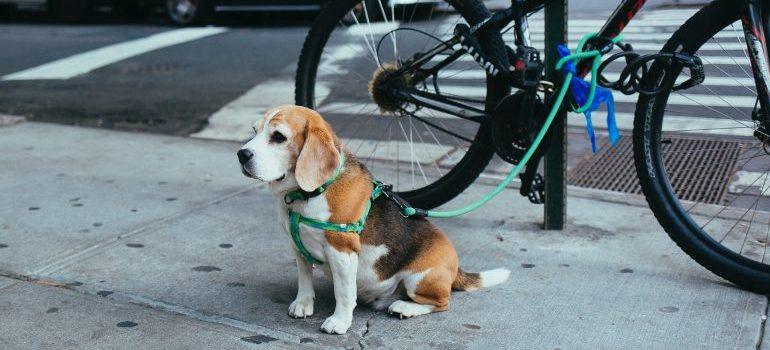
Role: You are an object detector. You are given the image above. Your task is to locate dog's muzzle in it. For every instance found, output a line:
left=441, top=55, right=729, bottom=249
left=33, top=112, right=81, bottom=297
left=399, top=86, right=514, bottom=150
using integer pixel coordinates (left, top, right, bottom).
left=237, top=149, right=258, bottom=179
left=237, top=149, right=285, bottom=182
left=237, top=149, right=253, bottom=165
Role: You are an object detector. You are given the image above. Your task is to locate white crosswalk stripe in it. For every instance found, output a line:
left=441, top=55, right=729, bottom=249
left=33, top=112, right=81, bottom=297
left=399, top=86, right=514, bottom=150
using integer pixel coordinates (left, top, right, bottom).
left=342, top=138, right=453, bottom=164
left=2, top=27, right=229, bottom=81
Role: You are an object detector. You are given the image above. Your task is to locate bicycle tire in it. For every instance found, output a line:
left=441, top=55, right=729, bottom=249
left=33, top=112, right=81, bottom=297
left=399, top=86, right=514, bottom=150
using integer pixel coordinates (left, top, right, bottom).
left=634, top=0, right=770, bottom=293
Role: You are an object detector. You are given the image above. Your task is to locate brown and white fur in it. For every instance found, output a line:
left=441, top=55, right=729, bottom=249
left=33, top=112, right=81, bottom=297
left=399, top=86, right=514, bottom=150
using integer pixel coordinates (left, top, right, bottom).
left=238, top=105, right=510, bottom=334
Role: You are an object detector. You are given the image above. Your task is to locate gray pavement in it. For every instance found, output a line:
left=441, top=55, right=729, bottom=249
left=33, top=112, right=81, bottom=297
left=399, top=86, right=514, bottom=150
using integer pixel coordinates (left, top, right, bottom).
left=0, top=120, right=768, bottom=349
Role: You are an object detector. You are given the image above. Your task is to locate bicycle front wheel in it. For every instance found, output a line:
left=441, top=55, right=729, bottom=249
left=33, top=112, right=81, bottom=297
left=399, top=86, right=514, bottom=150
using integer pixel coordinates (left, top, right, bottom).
left=634, top=0, right=770, bottom=293
left=295, top=0, right=509, bottom=209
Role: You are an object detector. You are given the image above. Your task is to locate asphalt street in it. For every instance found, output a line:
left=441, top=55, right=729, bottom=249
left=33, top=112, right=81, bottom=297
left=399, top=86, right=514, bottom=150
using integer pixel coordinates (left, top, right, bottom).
left=0, top=9, right=316, bottom=135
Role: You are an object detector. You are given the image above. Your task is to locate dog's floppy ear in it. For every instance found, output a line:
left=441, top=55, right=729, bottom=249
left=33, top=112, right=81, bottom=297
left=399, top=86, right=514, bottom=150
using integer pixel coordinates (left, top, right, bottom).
left=295, top=121, right=340, bottom=192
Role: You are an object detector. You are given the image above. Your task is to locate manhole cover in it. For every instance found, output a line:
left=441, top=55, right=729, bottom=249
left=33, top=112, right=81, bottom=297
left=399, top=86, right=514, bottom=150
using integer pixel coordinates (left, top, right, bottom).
left=568, top=136, right=744, bottom=204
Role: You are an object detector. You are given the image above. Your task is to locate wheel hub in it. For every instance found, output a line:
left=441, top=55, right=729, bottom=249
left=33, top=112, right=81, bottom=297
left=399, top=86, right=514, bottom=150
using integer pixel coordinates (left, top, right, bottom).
left=369, top=62, right=412, bottom=115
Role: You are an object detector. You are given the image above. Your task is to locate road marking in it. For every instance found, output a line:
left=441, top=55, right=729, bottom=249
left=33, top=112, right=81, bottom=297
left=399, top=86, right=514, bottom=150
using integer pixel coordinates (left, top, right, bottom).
left=342, top=138, right=453, bottom=164
left=579, top=111, right=754, bottom=137
left=193, top=44, right=355, bottom=141
left=729, top=171, right=770, bottom=195
left=636, top=9, right=698, bottom=20
left=347, top=21, right=400, bottom=36
left=2, top=27, right=229, bottom=81
left=191, top=79, right=297, bottom=141
left=192, top=46, right=355, bottom=141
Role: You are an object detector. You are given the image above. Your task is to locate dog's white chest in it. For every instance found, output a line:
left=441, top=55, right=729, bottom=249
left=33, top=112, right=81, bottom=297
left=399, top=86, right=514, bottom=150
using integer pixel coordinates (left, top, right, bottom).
left=278, top=196, right=330, bottom=263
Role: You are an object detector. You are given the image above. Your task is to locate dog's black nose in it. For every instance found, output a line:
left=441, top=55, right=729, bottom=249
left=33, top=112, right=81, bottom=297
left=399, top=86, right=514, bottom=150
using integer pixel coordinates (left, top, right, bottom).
left=237, top=149, right=254, bottom=165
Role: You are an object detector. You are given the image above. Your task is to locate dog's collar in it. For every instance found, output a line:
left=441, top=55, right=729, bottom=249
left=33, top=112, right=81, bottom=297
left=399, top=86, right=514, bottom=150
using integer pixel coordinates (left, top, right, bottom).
left=284, top=153, right=346, bottom=205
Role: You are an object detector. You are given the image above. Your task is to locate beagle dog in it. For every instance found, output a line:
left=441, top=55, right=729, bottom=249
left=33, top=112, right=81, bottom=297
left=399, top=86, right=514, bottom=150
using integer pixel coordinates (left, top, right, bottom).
left=238, top=105, right=510, bottom=334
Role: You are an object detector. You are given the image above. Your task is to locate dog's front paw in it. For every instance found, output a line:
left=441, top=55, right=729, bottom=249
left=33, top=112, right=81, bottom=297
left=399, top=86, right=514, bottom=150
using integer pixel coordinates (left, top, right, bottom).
left=288, top=298, right=314, bottom=318
left=320, top=315, right=352, bottom=334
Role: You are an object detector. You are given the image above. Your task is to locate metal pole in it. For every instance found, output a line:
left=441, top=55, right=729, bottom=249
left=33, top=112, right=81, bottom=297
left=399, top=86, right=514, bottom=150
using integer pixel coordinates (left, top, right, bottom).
left=543, top=0, right=567, bottom=230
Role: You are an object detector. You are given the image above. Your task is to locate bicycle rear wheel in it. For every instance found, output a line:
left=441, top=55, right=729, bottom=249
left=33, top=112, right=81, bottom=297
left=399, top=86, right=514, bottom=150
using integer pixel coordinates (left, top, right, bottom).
left=634, top=0, right=770, bottom=293
left=295, top=0, right=509, bottom=209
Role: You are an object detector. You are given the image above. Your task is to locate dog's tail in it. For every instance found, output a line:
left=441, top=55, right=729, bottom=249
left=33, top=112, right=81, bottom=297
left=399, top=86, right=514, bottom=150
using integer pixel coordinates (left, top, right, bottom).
left=452, top=267, right=510, bottom=291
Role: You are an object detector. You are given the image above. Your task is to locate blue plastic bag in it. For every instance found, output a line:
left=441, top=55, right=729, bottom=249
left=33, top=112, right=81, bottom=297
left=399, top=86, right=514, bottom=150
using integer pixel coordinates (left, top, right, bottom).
left=557, top=45, right=620, bottom=152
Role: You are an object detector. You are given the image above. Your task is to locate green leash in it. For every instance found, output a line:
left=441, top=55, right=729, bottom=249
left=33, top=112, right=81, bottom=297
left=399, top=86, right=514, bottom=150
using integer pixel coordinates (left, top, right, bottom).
left=401, top=33, right=623, bottom=218
left=285, top=34, right=620, bottom=264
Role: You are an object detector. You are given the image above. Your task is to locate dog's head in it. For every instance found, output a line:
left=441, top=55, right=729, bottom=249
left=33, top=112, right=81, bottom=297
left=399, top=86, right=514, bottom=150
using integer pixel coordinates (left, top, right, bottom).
left=238, top=105, right=342, bottom=193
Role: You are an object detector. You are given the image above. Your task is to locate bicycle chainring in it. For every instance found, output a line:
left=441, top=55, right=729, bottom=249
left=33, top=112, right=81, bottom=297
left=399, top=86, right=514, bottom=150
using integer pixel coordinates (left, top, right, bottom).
left=490, top=91, right=547, bottom=164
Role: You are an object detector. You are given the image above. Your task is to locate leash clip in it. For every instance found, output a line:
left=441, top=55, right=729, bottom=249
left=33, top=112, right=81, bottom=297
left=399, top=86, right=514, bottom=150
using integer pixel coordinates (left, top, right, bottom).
left=380, top=184, right=412, bottom=217
left=381, top=185, right=429, bottom=218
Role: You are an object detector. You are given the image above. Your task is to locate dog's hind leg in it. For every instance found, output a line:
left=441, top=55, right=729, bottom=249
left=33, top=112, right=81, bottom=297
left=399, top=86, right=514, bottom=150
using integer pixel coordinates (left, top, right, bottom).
left=371, top=293, right=400, bottom=311
left=388, top=268, right=452, bottom=318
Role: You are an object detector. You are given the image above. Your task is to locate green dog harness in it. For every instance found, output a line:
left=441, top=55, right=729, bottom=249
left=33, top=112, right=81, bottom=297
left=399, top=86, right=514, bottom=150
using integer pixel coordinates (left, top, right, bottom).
left=284, top=154, right=383, bottom=265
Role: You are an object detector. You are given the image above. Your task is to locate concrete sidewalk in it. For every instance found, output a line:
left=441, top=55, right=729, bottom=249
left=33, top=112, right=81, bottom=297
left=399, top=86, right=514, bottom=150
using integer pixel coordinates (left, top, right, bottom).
left=0, top=121, right=767, bottom=350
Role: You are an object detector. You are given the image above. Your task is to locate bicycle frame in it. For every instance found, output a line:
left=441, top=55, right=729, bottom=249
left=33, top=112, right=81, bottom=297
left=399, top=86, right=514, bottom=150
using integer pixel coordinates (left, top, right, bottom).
left=742, top=0, right=770, bottom=127
left=388, top=0, right=770, bottom=131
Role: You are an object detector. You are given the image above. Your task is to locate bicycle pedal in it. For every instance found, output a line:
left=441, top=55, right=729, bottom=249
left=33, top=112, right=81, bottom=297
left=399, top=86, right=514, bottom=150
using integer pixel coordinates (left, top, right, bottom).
left=519, top=171, right=546, bottom=204
left=527, top=173, right=546, bottom=204
left=672, top=53, right=704, bottom=91
left=454, top=24, right=500, bottom=76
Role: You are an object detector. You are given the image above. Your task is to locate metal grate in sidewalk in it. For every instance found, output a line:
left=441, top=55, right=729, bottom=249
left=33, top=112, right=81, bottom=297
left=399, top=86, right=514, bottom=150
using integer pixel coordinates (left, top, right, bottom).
left=568, top=136, right=744, bottom=204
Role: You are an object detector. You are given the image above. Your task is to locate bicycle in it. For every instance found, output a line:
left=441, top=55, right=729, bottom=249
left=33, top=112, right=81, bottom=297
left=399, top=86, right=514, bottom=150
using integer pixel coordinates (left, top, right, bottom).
left=295, top=0, right=770, bottom=294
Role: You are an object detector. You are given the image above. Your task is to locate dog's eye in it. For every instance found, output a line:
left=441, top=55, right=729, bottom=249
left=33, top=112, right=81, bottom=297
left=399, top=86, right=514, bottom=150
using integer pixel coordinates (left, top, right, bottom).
left=270, top=131, right=287, bottom=143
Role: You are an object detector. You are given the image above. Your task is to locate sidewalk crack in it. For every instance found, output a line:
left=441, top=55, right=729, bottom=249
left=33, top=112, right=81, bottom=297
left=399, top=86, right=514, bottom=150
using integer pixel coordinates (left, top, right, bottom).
left=357, top=314, right=375, bottom=350
left=756, top=297, right=768, bottom=350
